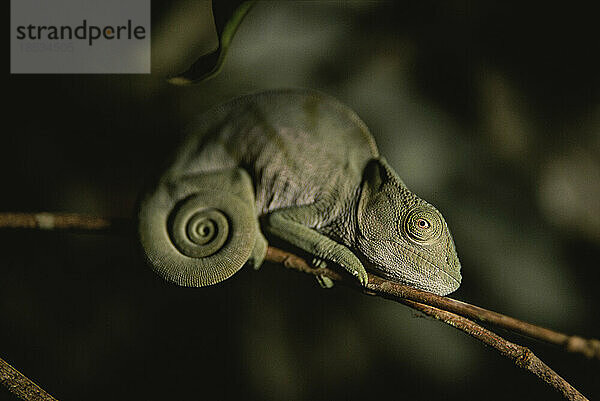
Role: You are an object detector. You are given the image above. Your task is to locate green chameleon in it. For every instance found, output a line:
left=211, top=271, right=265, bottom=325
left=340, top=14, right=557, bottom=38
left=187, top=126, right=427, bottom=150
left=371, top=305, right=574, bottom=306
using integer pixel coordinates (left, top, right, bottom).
left=138, top=89, right=462, bottom=295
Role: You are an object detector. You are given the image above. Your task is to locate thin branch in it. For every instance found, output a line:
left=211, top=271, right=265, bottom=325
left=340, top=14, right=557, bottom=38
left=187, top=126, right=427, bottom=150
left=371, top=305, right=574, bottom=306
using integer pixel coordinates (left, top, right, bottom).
left=265, top=245, right=600, bottom=359
left=1, top=212, right=598, bottom=359
left=0, top=357, right=58, bottom=401
left=369, top=275, right=600, bottom=359
left=266, top=247, right=589, bottom=401
left=0, top=212, right=596, bottom=401
left=2, top=212, right=598, bottom=360
left=0, top=213, right=130, bottom=235
left=399, top=301, right=587, bottom=401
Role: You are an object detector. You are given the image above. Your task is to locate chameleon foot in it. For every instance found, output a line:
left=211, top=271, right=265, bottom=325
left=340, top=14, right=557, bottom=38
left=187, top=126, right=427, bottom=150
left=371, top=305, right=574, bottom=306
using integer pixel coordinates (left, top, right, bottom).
left=327, top=247, right=368, bottom=286
left=312, top=257, right=328, bottom=269
left=312, top=257, right=334, bottom=288
left=316, top=275, right=335, bottom=289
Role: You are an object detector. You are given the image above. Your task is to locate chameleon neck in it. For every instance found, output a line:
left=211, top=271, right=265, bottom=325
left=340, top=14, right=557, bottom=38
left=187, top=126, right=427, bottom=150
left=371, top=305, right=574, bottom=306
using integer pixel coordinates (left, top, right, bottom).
left=319, top=183, right=362, bottom=251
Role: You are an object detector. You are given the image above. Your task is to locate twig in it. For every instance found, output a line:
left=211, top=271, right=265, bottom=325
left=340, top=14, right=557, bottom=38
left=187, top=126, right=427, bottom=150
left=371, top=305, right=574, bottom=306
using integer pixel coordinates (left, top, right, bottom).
left=0, top=357, right=58, bottom=401
left=0, top=212, right=596, bottom=400
left=0, top=213, right=130, bottom=235
left=2, top=212, right=598, bottom=360
left=399, top=301, right=587, bottom=401
left=368, top=275, right=600, bottom=359
left=265, top=245, right=600, bottom=359
left=266, top=247, right=589, bottom=401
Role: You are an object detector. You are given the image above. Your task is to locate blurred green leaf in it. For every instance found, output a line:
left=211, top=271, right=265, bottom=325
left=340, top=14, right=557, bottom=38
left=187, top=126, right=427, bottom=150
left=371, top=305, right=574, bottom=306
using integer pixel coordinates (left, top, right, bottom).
left=168, top=0, right=255, bottom=85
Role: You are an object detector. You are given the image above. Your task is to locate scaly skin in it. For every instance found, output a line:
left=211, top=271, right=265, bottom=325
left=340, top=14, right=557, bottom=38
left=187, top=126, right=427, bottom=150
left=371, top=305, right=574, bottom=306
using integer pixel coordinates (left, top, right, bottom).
left=138, top=89, right=462, bottom=295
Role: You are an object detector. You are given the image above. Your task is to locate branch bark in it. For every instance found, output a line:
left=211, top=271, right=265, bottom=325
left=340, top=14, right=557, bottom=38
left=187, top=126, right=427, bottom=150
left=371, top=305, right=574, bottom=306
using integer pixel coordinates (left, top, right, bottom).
left=0, top=212, right=596, bottom=401
left=266, top=246, right=588, bottom=401
left=1, top=213, right=598, bottom=359
left=398, top=301, right=586, bottom=401
left=0, top=357, right=58, bottom=401
left=0, top=213, right=130, bottom=235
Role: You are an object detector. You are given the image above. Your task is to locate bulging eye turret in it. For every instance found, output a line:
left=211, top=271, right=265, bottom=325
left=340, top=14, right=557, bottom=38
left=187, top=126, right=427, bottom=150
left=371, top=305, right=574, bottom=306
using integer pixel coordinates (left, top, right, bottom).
left=401, top=206, right=444, bottom=246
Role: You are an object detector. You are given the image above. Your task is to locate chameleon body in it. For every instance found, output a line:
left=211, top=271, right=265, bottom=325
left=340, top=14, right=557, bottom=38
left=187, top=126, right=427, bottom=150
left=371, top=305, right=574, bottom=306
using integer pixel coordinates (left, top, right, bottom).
left=138, top=89, right=462, bottom=295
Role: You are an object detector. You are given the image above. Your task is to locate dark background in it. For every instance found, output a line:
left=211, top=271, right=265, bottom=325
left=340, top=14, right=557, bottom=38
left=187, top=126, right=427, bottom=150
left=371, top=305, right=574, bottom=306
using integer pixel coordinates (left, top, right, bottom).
left=3, top=1, right=599, bottom=400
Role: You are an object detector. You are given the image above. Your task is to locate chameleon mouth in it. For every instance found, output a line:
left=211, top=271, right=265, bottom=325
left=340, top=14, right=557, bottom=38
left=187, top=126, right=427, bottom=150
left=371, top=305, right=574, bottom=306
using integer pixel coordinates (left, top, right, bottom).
left=370, top=259, right=460, bottom=296
left=412, top=251, right=461, bottom=290
left=399, top=239, right=461, bottom=283
left=366, top=240, right=461, bottom=296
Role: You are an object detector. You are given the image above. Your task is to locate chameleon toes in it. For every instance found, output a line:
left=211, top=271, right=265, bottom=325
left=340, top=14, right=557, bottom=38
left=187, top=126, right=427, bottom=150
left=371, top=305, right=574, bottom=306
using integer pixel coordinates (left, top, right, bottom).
left=311, top=257, right=328, bottom=269
left=353, top=267, right=369, bottom=286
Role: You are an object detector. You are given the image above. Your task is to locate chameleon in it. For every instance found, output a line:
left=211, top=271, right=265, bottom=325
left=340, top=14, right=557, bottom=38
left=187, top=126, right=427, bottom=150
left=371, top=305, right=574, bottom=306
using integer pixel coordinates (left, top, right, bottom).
left=138, top=89, right=462, bottom=296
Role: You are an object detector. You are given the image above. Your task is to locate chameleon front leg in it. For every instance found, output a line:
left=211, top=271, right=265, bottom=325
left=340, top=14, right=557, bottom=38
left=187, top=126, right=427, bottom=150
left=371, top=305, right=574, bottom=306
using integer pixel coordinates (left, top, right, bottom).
left=265, top=205, right=368, bottom=286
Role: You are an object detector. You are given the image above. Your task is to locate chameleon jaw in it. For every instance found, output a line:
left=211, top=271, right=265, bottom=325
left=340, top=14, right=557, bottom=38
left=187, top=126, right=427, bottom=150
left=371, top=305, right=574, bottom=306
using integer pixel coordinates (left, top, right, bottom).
left=368, top=261, right=461, bottom=296
left=360, top=239, right=462, bottom=296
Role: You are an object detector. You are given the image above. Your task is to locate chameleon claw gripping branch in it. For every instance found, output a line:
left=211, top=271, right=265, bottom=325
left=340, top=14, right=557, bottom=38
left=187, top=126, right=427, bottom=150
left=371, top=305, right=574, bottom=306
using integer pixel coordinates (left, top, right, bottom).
left=138, top=89, right=462, bottom=295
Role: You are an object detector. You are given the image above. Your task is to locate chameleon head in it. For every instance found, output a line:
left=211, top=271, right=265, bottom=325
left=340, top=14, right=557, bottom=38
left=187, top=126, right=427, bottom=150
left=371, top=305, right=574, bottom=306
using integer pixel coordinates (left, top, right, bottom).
left=356, top=158, right=462, bottom=296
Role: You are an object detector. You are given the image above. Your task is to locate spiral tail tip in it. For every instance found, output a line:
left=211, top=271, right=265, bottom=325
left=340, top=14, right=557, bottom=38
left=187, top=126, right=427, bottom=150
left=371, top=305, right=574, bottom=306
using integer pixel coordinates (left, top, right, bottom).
left=139, top=189, right=258, bottom=287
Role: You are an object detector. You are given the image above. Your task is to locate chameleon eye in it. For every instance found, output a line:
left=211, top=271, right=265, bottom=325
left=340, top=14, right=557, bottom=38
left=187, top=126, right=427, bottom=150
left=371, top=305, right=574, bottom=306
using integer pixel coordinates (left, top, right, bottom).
left=416, top=218, right=430, bottom=229
left=401, top=206, right=443, bottom=245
